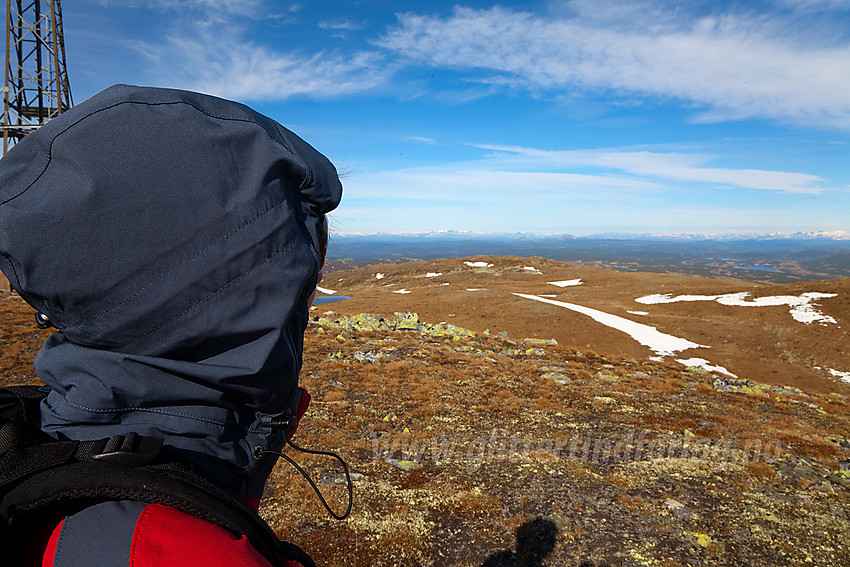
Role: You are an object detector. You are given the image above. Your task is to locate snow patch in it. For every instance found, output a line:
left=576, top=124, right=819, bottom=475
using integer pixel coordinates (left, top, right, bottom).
left=628, top=311, right=649, bottom=316
left=393, top=289, right=411, bottom=294
left=514, top=293, right=707, bottom=357
left=828, top=369, right=850, bottom=384
left=464, top=261, right=493, bottom=268
left=676, top=358, right=737, bottom=377
left=636, top=294, right=719, bottom=304
left=548, top=279, right=582, bottom=288
left=636, top=291, right=838, bottom=326
left=375, top=273, right=385, bottom=280
left=466, top=288, right=486, bottom=292
left=425, top=272, right=443, bottom=277
left=315, top=286, right=336, bottom=295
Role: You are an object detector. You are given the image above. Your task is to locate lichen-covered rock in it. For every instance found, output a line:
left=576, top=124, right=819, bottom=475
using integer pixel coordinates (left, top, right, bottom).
left=421, top=323, right=475, bottom=341
left=446, top=324, right=476, bottom=340
left=336, top=330, right=354, bottom=342
left=315, top=312, right=480, bottom=346
left=386, top=459, right=422, bottom=471
left=419, top=322, right=448, bottom=337
left=682, top=530, right=713, bottom=548
left=315, top=315, right=347, bottom=329
left=349, top=312, right=391, bottom=332
left=523, top=338, right=558, bottom=345
left=829, top=469, right=850, bottom=486
left=454, top=344, right=484, bottom=355
left=542, top=372, right=572, bottom=385
left=393, top=311, right=421, bottom=331
left=353, top=350, right=389, bottom=364
left=767, top=384, right=807, bottom=397
left=414, top=321, right=477, bottom=341
left=712, top=375, right=771, bottom=396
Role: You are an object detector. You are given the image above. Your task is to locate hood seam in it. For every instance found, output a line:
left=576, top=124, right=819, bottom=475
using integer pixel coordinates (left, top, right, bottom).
left=64, top=196, right=290, bottom=332
left=125, top=238, right=299, bottom=348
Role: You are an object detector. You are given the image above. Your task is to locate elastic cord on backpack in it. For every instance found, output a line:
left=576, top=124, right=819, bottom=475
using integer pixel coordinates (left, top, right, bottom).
left=254, top=429, right=353, bottom=521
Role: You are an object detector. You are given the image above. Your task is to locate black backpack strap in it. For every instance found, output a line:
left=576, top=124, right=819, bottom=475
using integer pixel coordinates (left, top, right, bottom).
left=1, top=460, right=289, bottom=566
left=0, top=385, right=53, bottom=457
left=0, top=386, right=78, bottom=487
left=1, top=451, right=318, bottom=567
left=0, top=385, right=48, bottom=422
left=0, top=384, right=315, bottom=567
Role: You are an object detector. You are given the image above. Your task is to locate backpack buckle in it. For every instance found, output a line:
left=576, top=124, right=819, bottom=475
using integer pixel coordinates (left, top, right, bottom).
left=82, top=432, right=163, bottom=466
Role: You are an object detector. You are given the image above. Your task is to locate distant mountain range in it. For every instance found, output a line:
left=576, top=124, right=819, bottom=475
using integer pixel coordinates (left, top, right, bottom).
left=334, top=230, right=850, bottom=241
left=326, top=233, right=850, bottom=284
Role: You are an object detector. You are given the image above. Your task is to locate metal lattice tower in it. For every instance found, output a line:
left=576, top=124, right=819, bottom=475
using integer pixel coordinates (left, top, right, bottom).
left=2, top=0, right=72, bottom=156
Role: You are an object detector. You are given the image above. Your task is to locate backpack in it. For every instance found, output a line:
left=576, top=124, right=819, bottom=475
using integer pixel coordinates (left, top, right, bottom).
left=0, top=385, right=316, bottom=567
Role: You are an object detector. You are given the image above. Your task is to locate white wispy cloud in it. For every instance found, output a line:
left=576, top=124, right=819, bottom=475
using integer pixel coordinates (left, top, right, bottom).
left=338, top=137, right=844, bottom=233
left=337, top=170, right=833, bottom=233
left=778, top=0, right=850, bottom=13
left=125, top=0, right=266, bottom=21
left=319, top=18, right=367, bottom=31
left=118, top=0, right=388, bottom=101
left=476, top=145, right=831, bottom=194
left=375, top=3, right=850, bottom=129
left=343, top=140, right=835, bottom=227
left=130, top=27, right=389, bottom=100
left=177, top=40, right=385, bottom=100
left=345, top=166, right=662, bottom=203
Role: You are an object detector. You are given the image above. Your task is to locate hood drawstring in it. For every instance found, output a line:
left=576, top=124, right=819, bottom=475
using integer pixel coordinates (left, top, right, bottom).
left=255, top=415, right=353, bottom=521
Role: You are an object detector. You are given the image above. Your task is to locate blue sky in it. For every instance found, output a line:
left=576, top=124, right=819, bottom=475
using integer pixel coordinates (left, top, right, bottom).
left=34, top=1, right=850, bottom=235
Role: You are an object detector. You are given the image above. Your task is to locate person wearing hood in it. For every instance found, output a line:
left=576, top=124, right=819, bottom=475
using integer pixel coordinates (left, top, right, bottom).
left=0, top=84, right=342, bottom=566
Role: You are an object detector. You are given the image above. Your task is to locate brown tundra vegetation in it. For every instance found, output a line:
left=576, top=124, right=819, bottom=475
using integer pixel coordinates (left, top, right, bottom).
left=2, top=257, right=849, bottom=566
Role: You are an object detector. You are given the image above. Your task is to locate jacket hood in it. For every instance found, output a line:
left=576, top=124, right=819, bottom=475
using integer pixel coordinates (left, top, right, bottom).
left=0, top=84, right=342, bottom=495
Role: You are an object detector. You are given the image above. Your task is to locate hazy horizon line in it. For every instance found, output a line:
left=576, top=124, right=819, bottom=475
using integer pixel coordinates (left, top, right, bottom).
left=332, top=229, right=850, bottom=241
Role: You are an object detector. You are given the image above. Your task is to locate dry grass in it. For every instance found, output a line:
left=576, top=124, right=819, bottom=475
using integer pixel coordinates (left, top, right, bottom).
left=268, top=318, right=850, bottom=565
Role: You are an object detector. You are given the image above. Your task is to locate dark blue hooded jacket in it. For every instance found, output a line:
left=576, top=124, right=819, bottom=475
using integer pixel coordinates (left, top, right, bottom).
left=0, top=84, right=342, bottom=498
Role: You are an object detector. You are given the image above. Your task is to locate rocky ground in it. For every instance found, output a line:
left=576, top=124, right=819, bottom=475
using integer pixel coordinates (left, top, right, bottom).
left=2, top=261, right=849, bottom=565
left=253, top=310, right=850, bottom=566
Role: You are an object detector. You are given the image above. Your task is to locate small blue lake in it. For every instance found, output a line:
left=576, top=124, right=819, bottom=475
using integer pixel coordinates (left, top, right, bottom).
left=314, top=295, right=352, bottom=305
